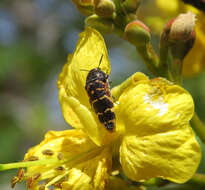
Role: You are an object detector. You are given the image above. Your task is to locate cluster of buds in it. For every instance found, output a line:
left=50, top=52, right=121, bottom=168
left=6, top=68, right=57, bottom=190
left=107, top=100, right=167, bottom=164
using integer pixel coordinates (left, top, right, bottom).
left=72, top=0, right=196, bottom=83
left=73, top=0, right=141, bottom=33
left=124, top=12, right=196, bottom=83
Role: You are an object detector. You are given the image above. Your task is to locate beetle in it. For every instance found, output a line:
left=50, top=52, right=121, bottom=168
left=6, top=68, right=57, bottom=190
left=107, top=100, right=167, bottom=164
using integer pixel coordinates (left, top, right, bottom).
left=85, top=55, right=115, bottom=132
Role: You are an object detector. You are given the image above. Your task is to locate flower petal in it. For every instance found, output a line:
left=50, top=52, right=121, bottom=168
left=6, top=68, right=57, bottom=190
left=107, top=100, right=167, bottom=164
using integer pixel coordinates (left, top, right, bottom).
left=58, top=27, right=115, bottom=146
left=115, top=76, right=201, bottom=182
left=25, top=129, right=96, bottom=160
left=111, top=72, right=149, bottom=102
left=115, top=77, right=194, bottom=134
left=120, top=125, right=201, bottom=183
left=24, top=129, right=112, bottom=190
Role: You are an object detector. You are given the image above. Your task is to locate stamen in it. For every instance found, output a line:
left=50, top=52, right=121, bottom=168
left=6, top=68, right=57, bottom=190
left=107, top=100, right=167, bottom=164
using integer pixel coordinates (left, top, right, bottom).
left=54, top=182, right=63, bottom=188
left=38, top=171, right=53, bottom=181
left=5, top=146, right=103, bottom=189
left=26, top=176, right=34, bottom=189
left=17, top=168, right=25, bottom=182
left=11, top=176, right=19, bottom=188
left=25, top=174, right=41, bottom=189
left=57, top=152, right=63, bottom=160
left=45, top=170, right=69, bottom=188
left=39, top=185, right=45, bottom=190
left=33, top=173, right=41, bottom=180
left=42, top=149, right=54, bottom=156
left=55, top=166, right=65, bottom=171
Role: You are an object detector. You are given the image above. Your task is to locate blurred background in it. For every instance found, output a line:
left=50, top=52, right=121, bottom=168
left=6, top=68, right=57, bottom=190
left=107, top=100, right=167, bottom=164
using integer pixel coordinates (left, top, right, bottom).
left=0, top=0, right=204, bottom=189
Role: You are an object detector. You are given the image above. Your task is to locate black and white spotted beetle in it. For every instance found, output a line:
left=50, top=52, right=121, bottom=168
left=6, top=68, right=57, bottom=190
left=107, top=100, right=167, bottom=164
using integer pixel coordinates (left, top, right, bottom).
left=85, top=55, right=115, bottom=132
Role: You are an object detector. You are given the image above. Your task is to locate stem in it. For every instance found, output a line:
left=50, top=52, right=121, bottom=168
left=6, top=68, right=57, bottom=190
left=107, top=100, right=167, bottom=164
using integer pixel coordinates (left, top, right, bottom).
left=187, top=173, right=205, bottom=187
left=190, top=112, right=205, bottom=144
left=172, top=58, right=183, bottom=84
left=140, top=174, right=205, bottom=187
left=142, top=178, right=169, bottom=187
left=158, top=30, right=170, bottom=78
left=136, top=43, right=159, bottom=76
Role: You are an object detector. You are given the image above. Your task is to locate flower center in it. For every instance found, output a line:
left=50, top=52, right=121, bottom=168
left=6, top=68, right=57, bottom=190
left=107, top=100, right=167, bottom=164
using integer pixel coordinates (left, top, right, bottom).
left=2, top=146, right=104, bottom=189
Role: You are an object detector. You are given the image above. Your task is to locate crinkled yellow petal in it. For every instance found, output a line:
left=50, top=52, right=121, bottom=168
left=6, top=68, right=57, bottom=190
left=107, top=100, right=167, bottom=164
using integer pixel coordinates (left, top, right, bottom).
left=120, top=125, right=201, bottom=183
left=114, top=76, right=201, bottom=183
left=58, top=27, right=115, bottom=146
left=115, top=78, right=194, bottom=134
left=23, top=129, right=112, bottom=190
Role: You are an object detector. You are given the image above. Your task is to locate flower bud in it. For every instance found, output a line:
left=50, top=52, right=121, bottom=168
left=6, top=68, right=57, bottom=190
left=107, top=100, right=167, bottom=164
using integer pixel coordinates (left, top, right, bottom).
left=169, top=11, right=196, bottom=43
left=94, top=0, right=116, bottom=18
left=85, top=14, right=115, bottom=33
left=160, top=12, right=196, bottom=83
left=125, top=20, right=151, bottom=46
left=161, top=12, right=196, bottom=60
left=73, top=0, right=94, bottom=16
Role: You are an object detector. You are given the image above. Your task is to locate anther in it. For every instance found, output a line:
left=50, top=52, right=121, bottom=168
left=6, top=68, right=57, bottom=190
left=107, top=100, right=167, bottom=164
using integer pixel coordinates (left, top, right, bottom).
left=17, top=168, right=25, bottom=182
left=39, top=184, right=45, bottom=190
left=26, top=176, right=34, bottom=188
left=42, top=149, right=54, bottom=156
left=11, top=176, right=19, bottom=188
left=33, top=173, right=41, bottom=180
left=57, top=152, right=63, bottom=160
left=55, top=166, right=65, bottom=171
left=25, top=156, right=39, bottom=161
left=54, top=182, right=63, bottom=189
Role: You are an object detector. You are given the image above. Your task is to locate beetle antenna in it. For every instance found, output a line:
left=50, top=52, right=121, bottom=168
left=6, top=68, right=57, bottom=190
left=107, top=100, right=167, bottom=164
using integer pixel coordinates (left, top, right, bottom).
left=98, top=54, right=104, bottom=69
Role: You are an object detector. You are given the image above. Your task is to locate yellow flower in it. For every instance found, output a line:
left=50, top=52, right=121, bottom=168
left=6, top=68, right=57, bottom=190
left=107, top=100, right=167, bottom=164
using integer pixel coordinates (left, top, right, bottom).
left=22, top=129, right=112, bottom=190
left=58, top=27, right=201, bottom=183
left=138, top=0, right=205, bottom=76
left=6, top=27, right=201, bottom=190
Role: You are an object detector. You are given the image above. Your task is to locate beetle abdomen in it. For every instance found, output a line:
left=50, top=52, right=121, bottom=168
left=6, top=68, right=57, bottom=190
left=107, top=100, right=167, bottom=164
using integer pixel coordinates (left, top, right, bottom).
left=85, top=68, right=115, bottom=132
